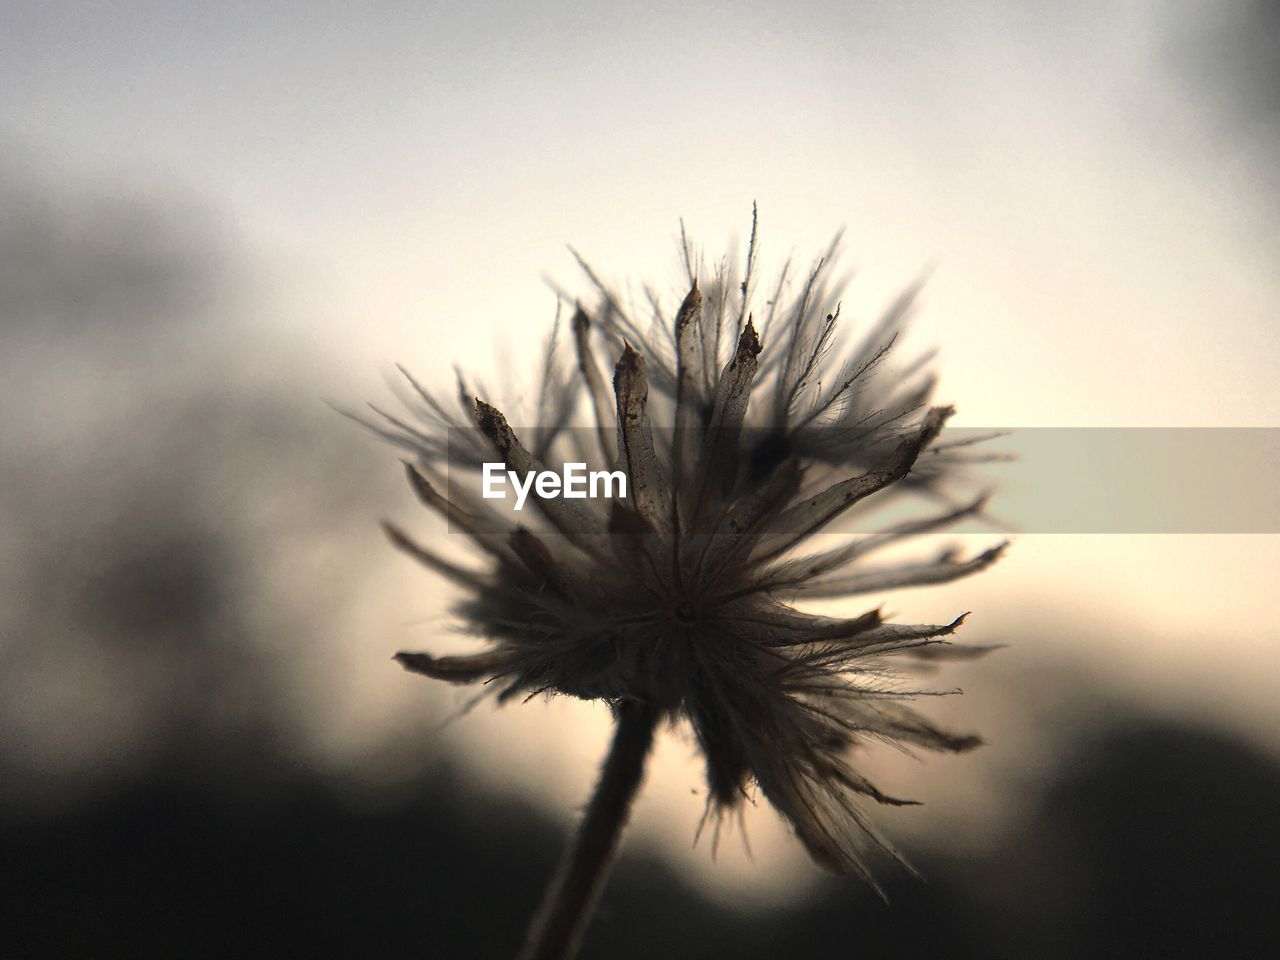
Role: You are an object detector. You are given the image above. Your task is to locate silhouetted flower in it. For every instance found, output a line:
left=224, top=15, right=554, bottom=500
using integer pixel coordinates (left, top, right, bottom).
left=364, top=216, right=1006, bottom=892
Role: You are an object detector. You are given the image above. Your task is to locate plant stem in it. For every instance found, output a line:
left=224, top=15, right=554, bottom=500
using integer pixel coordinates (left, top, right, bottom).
left=517, top=700, right=659, bottom=960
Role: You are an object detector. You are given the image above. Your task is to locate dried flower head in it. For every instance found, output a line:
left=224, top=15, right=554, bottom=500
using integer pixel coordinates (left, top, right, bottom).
left=363, top=214, right=1005, bottom=898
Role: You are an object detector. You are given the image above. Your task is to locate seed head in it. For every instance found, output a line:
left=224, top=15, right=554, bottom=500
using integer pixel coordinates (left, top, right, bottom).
left=366, top=216, right=1006, bottom=891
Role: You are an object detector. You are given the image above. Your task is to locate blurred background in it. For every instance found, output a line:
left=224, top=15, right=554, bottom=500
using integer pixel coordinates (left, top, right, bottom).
left=2, top=1, right=1279, bottom=957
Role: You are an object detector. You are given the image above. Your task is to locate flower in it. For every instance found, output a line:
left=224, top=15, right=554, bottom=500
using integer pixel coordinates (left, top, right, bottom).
left=365, top=215, right=1006, bottom=892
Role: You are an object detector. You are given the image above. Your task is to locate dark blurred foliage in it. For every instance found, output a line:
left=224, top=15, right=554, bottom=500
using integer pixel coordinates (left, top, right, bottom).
left=3, top=716, right=1279, bottom=959
left=0, top=384, right=376, bottom=807
left=0, top=150, right=239, bottom=348
left=1183, top=0, right=1280, bottom=131
left=0, top=152, right=388, bottom=810
left=985, top=723, right=1280, bottom=959
left=1167, top=0, right=1280, bottom=180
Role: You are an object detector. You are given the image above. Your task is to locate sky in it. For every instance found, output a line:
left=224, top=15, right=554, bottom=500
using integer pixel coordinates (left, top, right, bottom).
left=5, top=1, right=1278, bottom=424
left=2, top=0, right=1278, bottom=903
